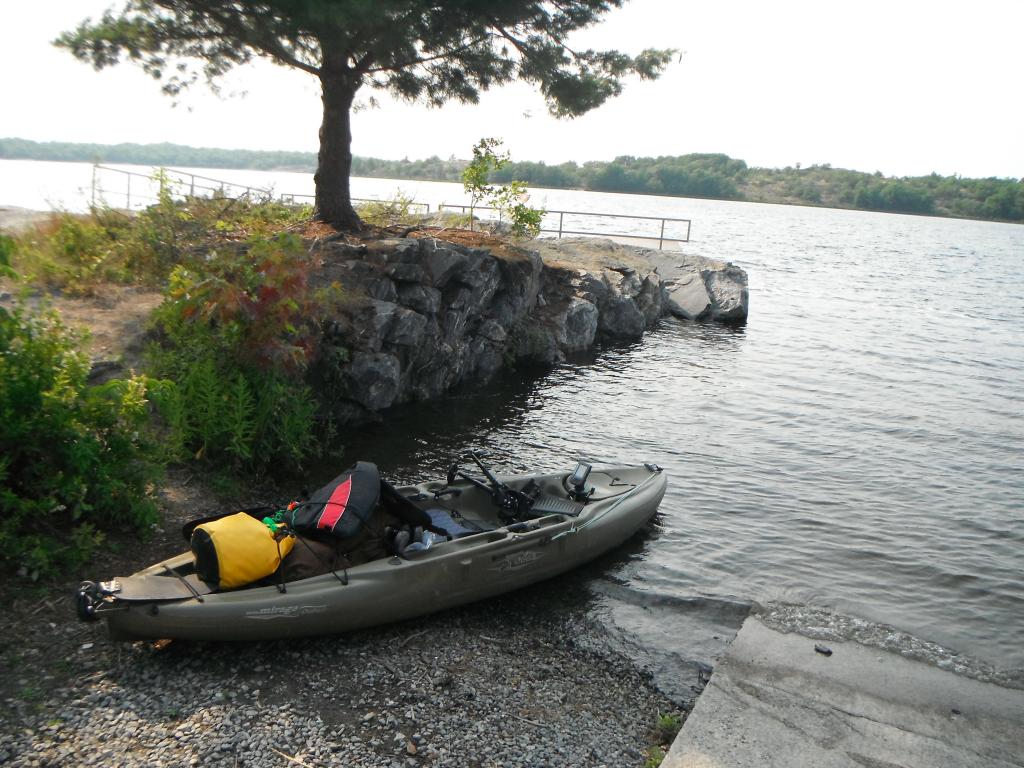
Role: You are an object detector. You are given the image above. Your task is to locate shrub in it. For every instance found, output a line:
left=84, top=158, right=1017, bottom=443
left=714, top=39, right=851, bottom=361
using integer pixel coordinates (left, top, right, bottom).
left=8, top=213, right=134, bottom=294
left=7, top=184, right=313, bottom=293
left=462, top=138, right=545, bottom=238
left=0, top=301, right=161, bottom=578
left=356, top=191, right=420, bottom=228
left=146, top=233, right=340, bottom=472
left=0, top=233, right=16, bottom=277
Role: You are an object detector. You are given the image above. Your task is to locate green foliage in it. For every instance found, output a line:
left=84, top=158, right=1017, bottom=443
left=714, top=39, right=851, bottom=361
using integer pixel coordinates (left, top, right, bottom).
left=356, top=191, right=420, bottom=228
left=0, top=137, right=317, bottom=172
left=146, top=233, right=338, bottom=472
left=462, top=138, right=510, bottom=228
left=7, top=137, right=1021, bottom=224
left=640, top=711, right=683, bottom=767
left=0, top=301, right=161, bottom=578
left=6, top=194, right=312, bottom=294
left=509, top=199, right=545, bottom=238
left=56, top=3, right=672, bottom=116
left=462, top=138, right=545, bottom=238
left=642, top=746, right=667, bottom=768
left=8, top=213, right=128, bottom=293
left=654, top=712, right=683, bottom=743
left=0, top=233, right=17, bottom=278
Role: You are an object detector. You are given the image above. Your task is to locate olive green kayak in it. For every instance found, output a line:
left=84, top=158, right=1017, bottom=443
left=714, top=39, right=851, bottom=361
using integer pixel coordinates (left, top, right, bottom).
left=78, top=460, right=667, bottom=642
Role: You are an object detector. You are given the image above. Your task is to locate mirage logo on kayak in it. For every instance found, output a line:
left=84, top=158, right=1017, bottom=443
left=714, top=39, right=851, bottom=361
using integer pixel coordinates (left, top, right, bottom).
left=490, top=551, right=543, bottom=573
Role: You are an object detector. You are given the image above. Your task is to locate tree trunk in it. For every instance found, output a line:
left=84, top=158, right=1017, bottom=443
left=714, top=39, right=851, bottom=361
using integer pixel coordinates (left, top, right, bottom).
left=315, top=72, right=361, bottom=230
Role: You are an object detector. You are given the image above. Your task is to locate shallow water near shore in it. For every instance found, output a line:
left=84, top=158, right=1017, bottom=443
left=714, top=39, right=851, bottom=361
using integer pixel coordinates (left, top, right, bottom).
left=4, top=160, right=1023, bottom=691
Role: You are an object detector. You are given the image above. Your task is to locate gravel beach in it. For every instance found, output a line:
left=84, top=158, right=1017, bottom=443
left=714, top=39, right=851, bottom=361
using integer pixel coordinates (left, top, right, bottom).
left=1, top=573, right=681, bottom=768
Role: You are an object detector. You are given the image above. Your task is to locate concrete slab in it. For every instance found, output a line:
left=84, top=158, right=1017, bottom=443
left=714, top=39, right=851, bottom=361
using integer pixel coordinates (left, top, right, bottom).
left=664, top=616, right=1024, bottom=768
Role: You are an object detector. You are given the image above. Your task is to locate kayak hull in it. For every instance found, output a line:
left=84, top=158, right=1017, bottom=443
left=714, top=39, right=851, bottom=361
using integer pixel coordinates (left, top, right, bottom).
left=98, top=464, right=667, bottom=642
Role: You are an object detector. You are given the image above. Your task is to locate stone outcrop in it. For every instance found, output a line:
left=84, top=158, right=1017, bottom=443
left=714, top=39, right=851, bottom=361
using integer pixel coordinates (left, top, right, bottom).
left=310, top=232, right=748, bottom=423
left=533, top=237, right=750, bottom=325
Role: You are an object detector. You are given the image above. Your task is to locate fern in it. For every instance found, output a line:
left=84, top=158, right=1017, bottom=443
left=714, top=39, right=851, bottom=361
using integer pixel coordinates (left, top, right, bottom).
left=147, top=379, right=188, bottom=462
left=225, top=372, right=256, bottom=462
left=182, top=356, right=223, bottom=457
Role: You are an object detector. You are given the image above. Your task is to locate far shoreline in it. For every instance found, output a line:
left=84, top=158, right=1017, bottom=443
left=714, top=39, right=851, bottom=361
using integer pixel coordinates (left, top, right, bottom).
left=2, top=138, right=1021, bottom=226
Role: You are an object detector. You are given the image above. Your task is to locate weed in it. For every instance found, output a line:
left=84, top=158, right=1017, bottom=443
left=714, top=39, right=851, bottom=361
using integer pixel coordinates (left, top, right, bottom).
left=643, top=745, right=666, bottom=768
left=654, top=711, right=683, bottom=743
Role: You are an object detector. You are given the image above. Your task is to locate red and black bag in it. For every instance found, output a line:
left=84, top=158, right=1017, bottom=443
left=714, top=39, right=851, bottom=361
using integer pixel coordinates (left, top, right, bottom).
left=287, top=461, right=381, bottom=539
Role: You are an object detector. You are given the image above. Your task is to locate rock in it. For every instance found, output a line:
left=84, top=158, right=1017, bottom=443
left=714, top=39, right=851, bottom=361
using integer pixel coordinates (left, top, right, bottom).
left=385, top=262, right=427, bottom=284
left=342, top=352, right=401, bottom=411
left=321, top=241, right=367, bottom=261
left=704, top=264, right=749, bottom=324
left=421, top=239, right=470, bottom=288
left=554, top=298, right=598, bottom=353
left=635, top=273, right=664, bottom=325
left=488, top=250, right=543, bottom=326
left=665, top=274, right=711, bottom=320
left=597, top=294, right=645, bottom=340
left=364, top=277, right=397, bottom=303
left=396, top=284, right=441, bottom=316
left=386, top=308, right=427, bottom=348
left=377, top=238, right=419, bottom=263
left=350, top=300, right=401, bottom=352
left=510, top=322, right=562, bottom=366
left=477, top=319, right=507, bottom=344
left=87, top=360, right=125, bottom=385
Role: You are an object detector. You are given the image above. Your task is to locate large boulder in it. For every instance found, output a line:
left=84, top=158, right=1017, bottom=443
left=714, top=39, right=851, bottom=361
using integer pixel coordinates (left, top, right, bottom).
left=597, top=293, right=646, bottom=340
left=665, top=273, right=711, bottom=320
left=705, top=264, right=750, bottom=324
left=556, top=298, right=599, bottom=353
left=643, top=248, right=749, bottom=324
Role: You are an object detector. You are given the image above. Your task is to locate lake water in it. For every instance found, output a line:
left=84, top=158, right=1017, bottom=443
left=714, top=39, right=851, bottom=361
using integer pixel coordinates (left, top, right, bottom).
left=3, top=159, right=1023, bottom=691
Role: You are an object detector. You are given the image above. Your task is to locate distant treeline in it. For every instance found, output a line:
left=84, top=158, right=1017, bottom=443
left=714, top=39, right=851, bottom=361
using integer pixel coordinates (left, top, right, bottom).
left=3, top=137, right=1022, bottom=223
left=0, top=137, right=314, bottom=172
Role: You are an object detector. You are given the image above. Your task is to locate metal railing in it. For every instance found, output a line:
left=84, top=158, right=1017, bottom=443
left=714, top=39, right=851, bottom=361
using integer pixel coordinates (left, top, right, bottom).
left=91, top=164, right=274, bottom=209
left=438, top=204, right=691, bottom=249
left=90, top=165, right=691, bottom=247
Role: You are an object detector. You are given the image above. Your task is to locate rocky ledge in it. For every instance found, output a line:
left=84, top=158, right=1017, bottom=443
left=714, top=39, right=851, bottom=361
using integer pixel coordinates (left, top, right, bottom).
left=311, top=231, right=748, bottom=425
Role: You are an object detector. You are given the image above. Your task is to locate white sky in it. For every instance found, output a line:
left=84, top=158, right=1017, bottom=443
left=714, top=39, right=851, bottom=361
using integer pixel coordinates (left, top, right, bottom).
left=1, top=0, right=1021, bottom=179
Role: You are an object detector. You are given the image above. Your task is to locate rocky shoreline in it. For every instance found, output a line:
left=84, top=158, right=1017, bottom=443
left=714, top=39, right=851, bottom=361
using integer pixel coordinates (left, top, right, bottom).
left=308, top=230, right=749, bottom=427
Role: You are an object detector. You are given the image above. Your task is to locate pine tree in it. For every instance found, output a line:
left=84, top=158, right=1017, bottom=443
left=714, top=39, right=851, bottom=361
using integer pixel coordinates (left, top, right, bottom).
left=57, top=1, right=673, bottom=229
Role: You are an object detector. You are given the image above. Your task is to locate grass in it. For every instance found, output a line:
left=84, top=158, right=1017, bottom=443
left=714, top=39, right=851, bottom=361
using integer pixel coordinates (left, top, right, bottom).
left=643, top=710, right=684, bottom=767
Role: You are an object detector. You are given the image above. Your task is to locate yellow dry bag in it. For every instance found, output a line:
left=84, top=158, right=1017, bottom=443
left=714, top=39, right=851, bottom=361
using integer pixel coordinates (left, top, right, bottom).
left=191, top=512, right=295, bottom=590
